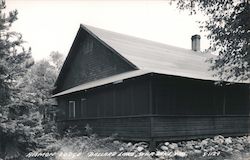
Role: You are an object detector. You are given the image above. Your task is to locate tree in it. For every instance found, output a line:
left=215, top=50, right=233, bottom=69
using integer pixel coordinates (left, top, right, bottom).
left=0, top=1, right=33, bottom=106
left=0, top=1, right=63, bottom=158
left=20, top=61, right=56, bottom=110
left=19, top=53, right=64, bottom=134
left=49, top=51, right=65, bottom=72
left=20, top=57, right=62, bottom=121
left=0, top=0, right=39, bottom=159
left=171, top=0, right=250, bottom=82
left=17, top=59, right=60, bottom=149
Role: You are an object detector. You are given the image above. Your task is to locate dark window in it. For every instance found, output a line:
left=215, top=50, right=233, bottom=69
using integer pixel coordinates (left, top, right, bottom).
left=69, top=101, right=76, bottom=118
left=81, top=98, right=87, bottom=117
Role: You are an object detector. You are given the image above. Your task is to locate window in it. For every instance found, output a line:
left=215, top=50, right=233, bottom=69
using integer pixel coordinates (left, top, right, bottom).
left=81, top=98, right=87, bottom=117
left=69, top=101, right=75, bottom=118
left=82, top=37, right=93, bottom=54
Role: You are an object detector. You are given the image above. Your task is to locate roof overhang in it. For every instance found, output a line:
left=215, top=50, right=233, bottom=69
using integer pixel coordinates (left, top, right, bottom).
left=52, top=69, right=249, bottom=98
left=52, top=70, right=150, bottom=98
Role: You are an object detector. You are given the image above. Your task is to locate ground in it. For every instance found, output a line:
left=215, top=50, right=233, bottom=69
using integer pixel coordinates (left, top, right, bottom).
left=28, top=133, right=250, bottom=160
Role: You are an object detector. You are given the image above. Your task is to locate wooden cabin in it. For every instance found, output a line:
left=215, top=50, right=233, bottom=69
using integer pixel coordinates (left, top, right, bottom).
left=52, top=24, right=250, bottom=146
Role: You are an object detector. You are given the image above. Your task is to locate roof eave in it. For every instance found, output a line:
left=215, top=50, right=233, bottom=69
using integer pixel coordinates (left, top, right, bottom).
left=52, top=70, right=150, bottom=98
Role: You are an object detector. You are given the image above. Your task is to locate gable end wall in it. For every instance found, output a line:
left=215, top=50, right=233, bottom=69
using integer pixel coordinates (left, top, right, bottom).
left=56, top=29, right=135, bottom=92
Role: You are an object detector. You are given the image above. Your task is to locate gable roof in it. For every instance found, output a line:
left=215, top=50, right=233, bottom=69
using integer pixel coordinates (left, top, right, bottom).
left=53, top=24, right=249, bottom=97
left=82, top=24, right=249, bottom=83
left=81, top=24, right=216, bottom=82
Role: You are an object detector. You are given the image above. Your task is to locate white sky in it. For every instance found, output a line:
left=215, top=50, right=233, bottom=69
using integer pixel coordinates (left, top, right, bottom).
left=7, top=0, right=209, bottom=61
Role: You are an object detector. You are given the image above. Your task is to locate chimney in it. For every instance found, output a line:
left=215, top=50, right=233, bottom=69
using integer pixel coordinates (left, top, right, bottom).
left=191, top=34, right=200, bottom=51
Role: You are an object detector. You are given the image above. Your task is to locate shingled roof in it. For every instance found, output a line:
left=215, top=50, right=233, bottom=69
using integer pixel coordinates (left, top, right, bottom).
left=52, top=24, right=249, bottom=97
left=82, top=24, right=217, bottom=81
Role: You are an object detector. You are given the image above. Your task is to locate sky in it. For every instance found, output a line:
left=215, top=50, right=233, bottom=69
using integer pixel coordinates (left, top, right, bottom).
left=7, top=0, right=209, bottom=61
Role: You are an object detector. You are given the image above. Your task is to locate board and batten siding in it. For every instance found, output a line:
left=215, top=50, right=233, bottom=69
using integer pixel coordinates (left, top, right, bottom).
left=57, top=76, right=150, bottom=120
left=56, top=75, right=152, bottom=138
left=56, top=73, right=250, bottom=142
left=151, top=74, right=250, bottom=115
left=150, top=74, right=250, bottom=141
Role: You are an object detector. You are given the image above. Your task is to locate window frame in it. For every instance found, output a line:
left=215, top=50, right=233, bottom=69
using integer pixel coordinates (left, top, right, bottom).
left=69, top=101, right=76, bottom=119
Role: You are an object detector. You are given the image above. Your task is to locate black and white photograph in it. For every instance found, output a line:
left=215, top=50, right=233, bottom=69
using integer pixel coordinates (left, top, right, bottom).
left=0, top=0, right=250, bottom=159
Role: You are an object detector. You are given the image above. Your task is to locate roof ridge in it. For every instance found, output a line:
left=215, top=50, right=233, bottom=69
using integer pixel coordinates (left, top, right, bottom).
left=79, top=24, right=247, bottom=84
left=80, top=23, right=208, bottom=55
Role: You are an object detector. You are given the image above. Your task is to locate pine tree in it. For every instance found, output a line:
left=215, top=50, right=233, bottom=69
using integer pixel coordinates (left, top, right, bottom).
left=0, top=0, right=33, bottom=105
left=0, top=1, right=63, bottom=158
left=0, top=0, right=38, bottom=159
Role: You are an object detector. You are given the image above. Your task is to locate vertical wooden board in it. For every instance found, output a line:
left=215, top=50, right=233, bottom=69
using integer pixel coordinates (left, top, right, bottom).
left=75, top=98, right=81, bottom=118
left=133, top=80, right=150, bottom=115
left=58, top=116, right=151, bottom=139
left=152, top=74, right=249, bottom=116
left=152, top=116, right=250, bottom=138
left=225, top=84, right=249, bottom=115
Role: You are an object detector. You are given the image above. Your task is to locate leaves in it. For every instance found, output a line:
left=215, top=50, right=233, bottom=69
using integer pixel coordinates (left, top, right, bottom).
left=0, top=0, right=64, bottom=159
left=0, top=0, right=55, bottom=158
left=171, top=0, right=250, bottom=81
left=0, top=1, right=32, bottom=106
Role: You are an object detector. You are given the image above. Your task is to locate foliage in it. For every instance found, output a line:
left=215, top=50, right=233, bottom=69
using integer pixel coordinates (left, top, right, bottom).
left=171, top=0, right=250, bottom=81
left=0, top=0, right=38, bottom=159
left=16, top=53, right=64, bottom=146
left=0, top=110, right=44, bottom=159
left=0, top=0, right=33, bottom=106
left=25, top=52, right=63, bottom=121
left=49, top=51, right=65, bottom=72
left=0, top=0, right=63, bottom=158
left=0, top=55, right=63, bottom=159
left=40, top=128, right=152, bottom=160
left=20, top=60, right=57, bottom=110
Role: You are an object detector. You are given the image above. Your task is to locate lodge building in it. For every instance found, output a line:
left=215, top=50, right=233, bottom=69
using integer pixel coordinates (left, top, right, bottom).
left=52, top=24, right=250, bottom=146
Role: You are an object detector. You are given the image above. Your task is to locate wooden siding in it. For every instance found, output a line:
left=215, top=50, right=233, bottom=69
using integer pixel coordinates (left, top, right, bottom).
left=151, top=115, right=250, bottom=141
left=56, top=73, right=250, bottom=143
left=58, top=116, right=151, bottom=140
left=56, top=75, right=151, bottom=121
left=55, top=29, right=134, bottom=92
left=57, top=115, right=250, bottom=142
left=152, top=74, right=250, bottom=115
